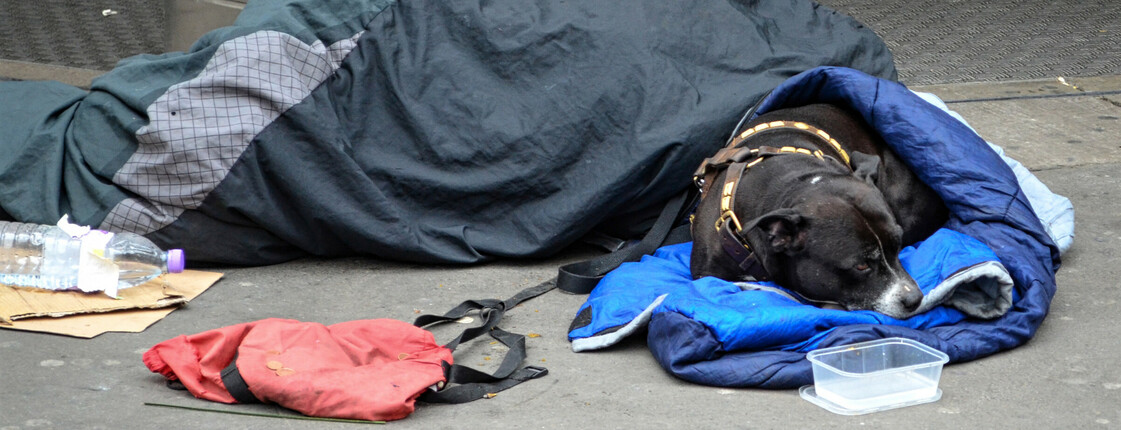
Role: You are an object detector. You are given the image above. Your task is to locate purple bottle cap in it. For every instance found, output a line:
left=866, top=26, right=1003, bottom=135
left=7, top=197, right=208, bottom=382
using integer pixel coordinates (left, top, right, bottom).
left=167, top=249, right=186, bottom=273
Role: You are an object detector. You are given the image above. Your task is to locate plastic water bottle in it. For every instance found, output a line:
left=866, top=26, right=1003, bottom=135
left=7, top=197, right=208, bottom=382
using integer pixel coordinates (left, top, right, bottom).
left=0, top=219, right=185, bottom=293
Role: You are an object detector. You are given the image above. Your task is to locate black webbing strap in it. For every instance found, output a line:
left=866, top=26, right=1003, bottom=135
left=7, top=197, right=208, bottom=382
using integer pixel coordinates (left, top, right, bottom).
left=417, top=326, right=549, bottom=404
left=413, top=278, right=557, bottom=350
left=219, top=353, right=259, bottom=404
left=726, top=91, right=771, bottom=146
left=555, top=189, right=696, bottom=294
left=412, top=278, right=557, bottom=404
left=419, top=364, right=549, bottom=404
left=413, top=188, right=697, bottom=402
left=415, top=299, right=504, bottom=351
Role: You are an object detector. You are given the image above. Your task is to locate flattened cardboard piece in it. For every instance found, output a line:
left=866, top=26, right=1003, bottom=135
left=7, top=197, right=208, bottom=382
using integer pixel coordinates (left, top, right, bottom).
left=0, top=270, right=222, bottom=338
left=2, top=279, right=183, bottom=323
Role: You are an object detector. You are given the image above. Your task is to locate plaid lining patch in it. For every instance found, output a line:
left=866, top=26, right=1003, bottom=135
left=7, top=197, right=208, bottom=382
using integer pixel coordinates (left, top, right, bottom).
left=103, top=30, right=361, bottom=233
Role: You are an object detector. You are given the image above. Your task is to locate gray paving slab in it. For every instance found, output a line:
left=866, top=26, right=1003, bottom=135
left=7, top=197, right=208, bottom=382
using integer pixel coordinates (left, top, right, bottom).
left=1074, top=75, right=1121, bottom=94
left=0, top=60, right=102, bottom=88
left=1, top=78, right=1120, bottom=428
left=1073, top=75, right=1121, bottom=107
left=913, top=77, right=1121, bottom=173
left=939, top=95, right=1121, bottom=170
left=911, top=78, right=1085, bottom=103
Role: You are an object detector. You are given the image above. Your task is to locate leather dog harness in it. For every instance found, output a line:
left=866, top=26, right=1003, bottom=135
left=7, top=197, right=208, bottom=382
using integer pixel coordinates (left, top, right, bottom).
left=692, top=121, right=853, bottom=281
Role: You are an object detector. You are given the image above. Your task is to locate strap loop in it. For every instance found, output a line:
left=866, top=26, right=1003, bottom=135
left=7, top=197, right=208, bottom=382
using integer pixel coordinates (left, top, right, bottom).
left=556, top=190, right=695, bottom=294
left=411, top=275, right=562, bottom=404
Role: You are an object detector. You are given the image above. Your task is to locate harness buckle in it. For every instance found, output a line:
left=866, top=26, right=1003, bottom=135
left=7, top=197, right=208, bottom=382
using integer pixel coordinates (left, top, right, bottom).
left=715, top=210, right=743, bottom=233
left=693, top=175, right=705, bottom=189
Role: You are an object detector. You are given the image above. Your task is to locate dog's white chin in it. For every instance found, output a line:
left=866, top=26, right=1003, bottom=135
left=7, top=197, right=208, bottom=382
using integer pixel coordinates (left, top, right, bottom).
left=873, top=305, right=914, bottom=320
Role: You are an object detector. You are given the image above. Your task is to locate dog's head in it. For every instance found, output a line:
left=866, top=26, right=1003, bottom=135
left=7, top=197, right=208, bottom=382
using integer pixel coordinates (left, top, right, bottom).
left=691, top=166, right=923, bottom=319
left=745, top=179, right=923, bottom=318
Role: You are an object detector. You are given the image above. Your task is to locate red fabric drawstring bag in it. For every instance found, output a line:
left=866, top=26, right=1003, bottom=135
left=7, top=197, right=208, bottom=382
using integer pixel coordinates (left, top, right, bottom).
left=144, top=318, right=453, bottom=421
left=144, top=283, right=554, bottom=422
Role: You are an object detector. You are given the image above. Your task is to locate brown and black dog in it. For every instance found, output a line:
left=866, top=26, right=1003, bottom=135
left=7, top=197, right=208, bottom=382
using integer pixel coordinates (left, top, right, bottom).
left=690, top=104, right=948, bottom=318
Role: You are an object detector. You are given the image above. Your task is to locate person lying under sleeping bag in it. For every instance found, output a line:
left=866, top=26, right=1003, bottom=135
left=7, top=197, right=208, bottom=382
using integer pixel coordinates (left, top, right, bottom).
left=568, top=66, right=1073, bottom=389
left=0, top=0, right=897, bottom=266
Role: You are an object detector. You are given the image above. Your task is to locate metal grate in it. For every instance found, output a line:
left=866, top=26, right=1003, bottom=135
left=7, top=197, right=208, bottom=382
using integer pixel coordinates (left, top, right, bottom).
left=0, top=0, right=167, bottom=71
left=0, top=0, right=1119, bottom=84
left=817, top=0, right=1121, bottom=85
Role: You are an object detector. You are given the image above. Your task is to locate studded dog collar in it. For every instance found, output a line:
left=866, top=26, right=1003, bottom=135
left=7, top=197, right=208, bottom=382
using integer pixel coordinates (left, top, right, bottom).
left=694, top=121, right=852, bottom=197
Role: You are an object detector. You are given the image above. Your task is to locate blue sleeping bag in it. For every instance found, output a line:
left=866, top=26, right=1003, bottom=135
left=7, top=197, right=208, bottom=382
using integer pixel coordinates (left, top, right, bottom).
left=567, top=67, right=1071, bottom=389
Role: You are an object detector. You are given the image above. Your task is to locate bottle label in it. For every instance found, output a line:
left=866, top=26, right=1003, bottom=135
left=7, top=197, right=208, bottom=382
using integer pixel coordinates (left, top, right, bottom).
left=78, top=231, right=120, bottom=297
left=57, top=215, right=121, bottom=297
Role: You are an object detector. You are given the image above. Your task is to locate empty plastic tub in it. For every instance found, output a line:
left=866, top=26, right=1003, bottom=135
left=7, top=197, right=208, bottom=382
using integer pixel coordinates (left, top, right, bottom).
left=799, top=337, right=949, bottom=415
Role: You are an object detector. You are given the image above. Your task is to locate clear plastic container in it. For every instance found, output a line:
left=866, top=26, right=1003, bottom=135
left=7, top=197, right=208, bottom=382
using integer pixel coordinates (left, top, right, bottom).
left=0, top=220, right=185, bottom=293
left=799, top=338, right=949, bottom=415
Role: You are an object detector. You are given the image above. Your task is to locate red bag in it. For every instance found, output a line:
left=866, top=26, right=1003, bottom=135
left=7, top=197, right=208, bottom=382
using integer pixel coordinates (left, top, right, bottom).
left=144, top=318, right=454, bottom=421
left=144, top=284, right=553, bottom=422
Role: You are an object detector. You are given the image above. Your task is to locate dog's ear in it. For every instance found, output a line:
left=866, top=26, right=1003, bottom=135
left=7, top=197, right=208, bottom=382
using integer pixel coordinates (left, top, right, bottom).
left=850, top=151, right=881, bottom=186
left=754, top=208, right=805, bottom=254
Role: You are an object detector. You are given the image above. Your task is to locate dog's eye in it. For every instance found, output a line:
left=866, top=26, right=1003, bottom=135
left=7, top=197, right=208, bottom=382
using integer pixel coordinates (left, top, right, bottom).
left=854, top=263, right=870, bottom=272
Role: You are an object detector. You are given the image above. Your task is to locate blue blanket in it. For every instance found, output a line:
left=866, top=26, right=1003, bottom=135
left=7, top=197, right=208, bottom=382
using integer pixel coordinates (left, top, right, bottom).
left=568, top=67, right=1070, bottom=389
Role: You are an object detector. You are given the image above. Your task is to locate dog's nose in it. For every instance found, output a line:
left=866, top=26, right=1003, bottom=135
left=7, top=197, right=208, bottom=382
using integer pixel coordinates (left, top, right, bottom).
left=900, top=284, right=923, bottom=312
